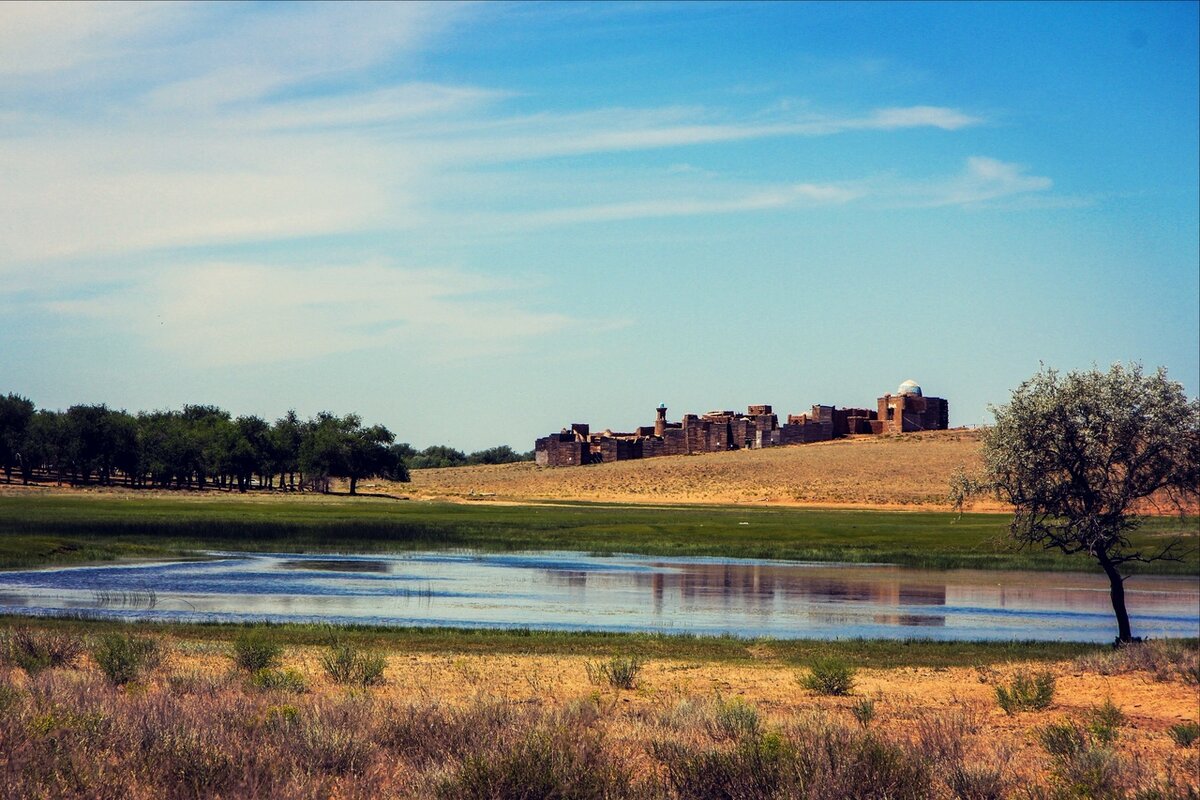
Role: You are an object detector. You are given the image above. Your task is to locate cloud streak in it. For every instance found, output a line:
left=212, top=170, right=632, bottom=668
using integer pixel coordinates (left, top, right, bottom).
left=48, top=261, right=577, bottom=368
left=0, top=3, right=1043, bottom=370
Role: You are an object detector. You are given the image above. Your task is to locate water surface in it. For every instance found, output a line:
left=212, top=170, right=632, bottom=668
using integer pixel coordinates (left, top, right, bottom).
left=0, top=551, right=1195, bottom=642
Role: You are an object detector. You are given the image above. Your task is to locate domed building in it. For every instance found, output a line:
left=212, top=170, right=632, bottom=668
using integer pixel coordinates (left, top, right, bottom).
left=876, top=379, right=948, bottom=433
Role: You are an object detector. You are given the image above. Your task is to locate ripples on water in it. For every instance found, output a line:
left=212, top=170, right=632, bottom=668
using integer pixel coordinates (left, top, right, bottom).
left=0, top=551, right=1195, bottom=642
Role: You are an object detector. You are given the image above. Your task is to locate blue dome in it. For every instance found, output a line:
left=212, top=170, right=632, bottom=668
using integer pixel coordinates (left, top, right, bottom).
left=897, top=379, right=922, bottom=396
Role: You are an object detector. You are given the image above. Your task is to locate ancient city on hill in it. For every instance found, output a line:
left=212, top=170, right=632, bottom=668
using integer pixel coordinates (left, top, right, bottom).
left=536, top=379, right=949, bottom=467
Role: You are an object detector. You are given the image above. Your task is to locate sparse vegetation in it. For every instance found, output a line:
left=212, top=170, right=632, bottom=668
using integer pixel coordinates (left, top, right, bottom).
left=0, top=620, right=1192, bottom=798
left=585, top=655, right=643, bottom=689
left=251, top=667, right=309, bottom=693
left=852, top=696, right=876, bottom=727
left=92, top=631, right=161, bottom=685
left=1168, top=722, right=1199, bottom=748
left=1073, top=639, right=1200, bottom=683
left=232, top=629, right=282, bottom=672
left=801, top=656, right=857, bottom=695
left=994, top=669, right=1055, bottom=714
left=711, top=694, right=762, bottom=740
left=321, top=641, right=387, bottom=686
left=1086, top=698, right=1125, bottom=745
left=0, top=626, right=84, bottom=675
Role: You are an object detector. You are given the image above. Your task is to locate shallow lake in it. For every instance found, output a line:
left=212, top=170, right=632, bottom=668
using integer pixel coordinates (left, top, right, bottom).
left=0, top=551, right=1196, bottom=642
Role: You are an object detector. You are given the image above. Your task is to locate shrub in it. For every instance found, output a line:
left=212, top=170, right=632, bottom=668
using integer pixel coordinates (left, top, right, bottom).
left=1086, top=698, right=1124, bottom=745
left=380, top=700, right=515, bottom=764
left=437, top=726, right=637, bottom=799
left=946, top=761, right=1009, bottom=800
left=251, top=668, right=308, bottom=693
left=1039, top=720, right=1087, bottom=760
left=711, top=695, right=762, bottom=740
left=654, top=732, right=795, bottom=800
left=0, top=627, right=85, bottom=675
left=801, top=657, right=856, bottom=696
left=295, top=705, right=377, bottom=775
left=92, top=632, right=161, bottom=686
left=994, top=670, right=1054, bottom=714
left=320, top=642, right=386, bottom=687
left=167, top=669, right=229, bottom=696
left=851, top=697, right=876, bottom=728
left=1168, top=721, right=1199, bottom=748
left=1074, top=640, right=1200, bottom=684
left=232, top=629, right=281, bottom=673
left=585, top=656, right=643, bottom=690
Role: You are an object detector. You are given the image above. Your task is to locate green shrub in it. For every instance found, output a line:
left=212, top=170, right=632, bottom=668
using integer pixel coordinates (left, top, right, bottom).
left=852, top=697, right=877, bottom=728
left=994, top=670, right=1054, bottom=714
left=92, top=632, right=161, bottom=686
left=653, top=732, right=795, bottom=800
left=0, top=627, right=85, bottom=675
left=1039, top=720, right=1087, bottom=760
left=438, top=727, right=637, bottom=799
left=1168, top=721, right=1199, bottom=748
left=711, top=695, right=761, bottom=740
left=1086, top=698, right=1124, bottom=745
left=800, top=657, right=856, bottom=696
left=252, top=667, right=308, bottom=693
left=584, top=656, right=643, bottom=690
left=320, top=642, right=386, bottom=687
left=232, top=629, right=282, bottom=673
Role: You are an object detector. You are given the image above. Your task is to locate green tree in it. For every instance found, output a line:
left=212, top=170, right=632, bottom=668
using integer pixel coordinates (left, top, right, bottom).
left=299, top=412, right=345, bottom=493
left=953, top=364, right=1199, bottom=643
left=343, top=420, right=395, bottom=495
left=20, top=410, right=65, bottom=484
left=181, top=405, right=232, bottom=489
left=0, top=394, right=35, bottom=483
left=384, top=444, right=412, bottom=483
left=410, top=445, right=468, bottom=469
left=269, top=411, right=304, bottom=490
left=467, top=445, right=531, bottom=465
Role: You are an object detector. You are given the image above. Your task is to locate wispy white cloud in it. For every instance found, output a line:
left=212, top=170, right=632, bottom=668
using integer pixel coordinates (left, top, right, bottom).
left=493, top=183, right=861, bottom=228
left=48, top=261, right=578, bottom=367
left=0, top=1, right=173, bottom=77
left=0, top=2, right=1020, bottom=369
left=907, top=156, right=1053, bottom=207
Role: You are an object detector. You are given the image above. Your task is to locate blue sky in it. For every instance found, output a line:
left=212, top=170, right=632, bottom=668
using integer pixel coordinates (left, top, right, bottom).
left=1, top=1, right=1196, bottom=450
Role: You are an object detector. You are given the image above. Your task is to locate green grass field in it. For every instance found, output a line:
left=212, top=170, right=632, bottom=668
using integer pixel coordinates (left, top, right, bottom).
left=0, top=493, right=1195, bottom=574
left=0, top=615, right=1114, bottom=668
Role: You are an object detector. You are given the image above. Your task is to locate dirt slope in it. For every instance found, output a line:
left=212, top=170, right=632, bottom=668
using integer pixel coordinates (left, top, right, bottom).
left=399, top=430, right=994, bottom=509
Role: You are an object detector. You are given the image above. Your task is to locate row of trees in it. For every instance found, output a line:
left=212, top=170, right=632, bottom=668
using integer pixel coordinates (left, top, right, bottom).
left=397, top=444, right=532, bottom=470
left=0, top=397, right=530, bottom=495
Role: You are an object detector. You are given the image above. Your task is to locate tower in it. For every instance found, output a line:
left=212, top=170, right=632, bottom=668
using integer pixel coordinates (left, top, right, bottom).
left=655, top=404, right=667, bottom=436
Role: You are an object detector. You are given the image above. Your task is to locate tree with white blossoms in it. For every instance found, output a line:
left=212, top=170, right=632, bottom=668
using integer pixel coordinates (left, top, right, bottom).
left=952, top=363, right=1199, bottom=643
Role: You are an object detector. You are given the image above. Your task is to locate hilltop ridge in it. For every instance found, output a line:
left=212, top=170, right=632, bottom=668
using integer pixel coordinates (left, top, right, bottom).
left=401, top=429, right=994, bottom=510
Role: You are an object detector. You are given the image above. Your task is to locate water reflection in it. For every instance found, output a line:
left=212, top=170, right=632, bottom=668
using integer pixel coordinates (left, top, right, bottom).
left=0, top=551, right=1194, bottom=643
left=281, top=559, right=391, bottom=574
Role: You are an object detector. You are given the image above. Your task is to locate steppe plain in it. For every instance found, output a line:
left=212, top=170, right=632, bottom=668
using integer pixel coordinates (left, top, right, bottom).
left=1, top=430, right=1197, bottom=798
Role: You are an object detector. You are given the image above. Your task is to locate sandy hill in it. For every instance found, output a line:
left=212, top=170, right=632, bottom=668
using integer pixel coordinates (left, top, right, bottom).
left=399, top=430, right=994, bottom=509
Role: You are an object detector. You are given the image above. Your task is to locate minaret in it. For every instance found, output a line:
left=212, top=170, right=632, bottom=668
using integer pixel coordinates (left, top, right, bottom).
left=655, top=404, right=667, bottom=436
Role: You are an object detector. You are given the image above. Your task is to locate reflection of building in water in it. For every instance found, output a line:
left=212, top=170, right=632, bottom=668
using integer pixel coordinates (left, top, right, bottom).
left=540, top=562, right=950, bottom=627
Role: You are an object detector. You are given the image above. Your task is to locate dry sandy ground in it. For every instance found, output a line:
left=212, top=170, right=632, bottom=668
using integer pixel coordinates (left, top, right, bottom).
left=400, top=430, right=999, bottom=510
left=68, top=642, right=1199, bottom=790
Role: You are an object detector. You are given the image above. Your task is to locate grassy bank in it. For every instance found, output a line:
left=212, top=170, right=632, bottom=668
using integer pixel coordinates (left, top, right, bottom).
left=0, top=493, right=1195, bottom=573
left=0, top=615, right=1115, bottom=668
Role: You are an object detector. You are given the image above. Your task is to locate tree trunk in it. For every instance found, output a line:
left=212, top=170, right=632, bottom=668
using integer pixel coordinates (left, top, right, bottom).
left=1098, top=554, right=1133, bottom=643
left=349, top=475, right=358, bottom=495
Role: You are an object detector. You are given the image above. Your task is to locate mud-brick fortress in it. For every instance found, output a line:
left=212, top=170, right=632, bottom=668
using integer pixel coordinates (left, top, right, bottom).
left=535, top=380, right=949, bottom=467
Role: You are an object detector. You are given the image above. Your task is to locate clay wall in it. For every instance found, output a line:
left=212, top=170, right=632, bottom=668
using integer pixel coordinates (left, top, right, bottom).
left=537, top=388, right=948, bottom=466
